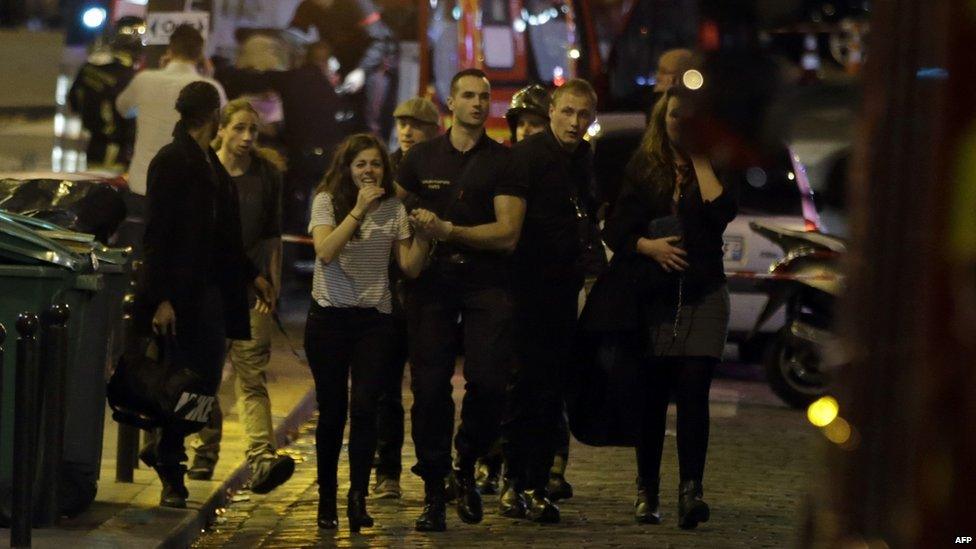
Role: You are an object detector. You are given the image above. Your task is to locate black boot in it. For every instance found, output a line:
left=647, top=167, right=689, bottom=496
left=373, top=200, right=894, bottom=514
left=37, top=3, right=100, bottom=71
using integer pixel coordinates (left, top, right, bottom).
left=525, top=488, right=560, bottom=524
left=677, top=480, right=710, bottom=530
left=475, top=458, right=501, bottom=495
left=318, top=491, right=338, bottom=529
left=635, top=477, right=662, bottom=524
left=154, top=464, right=188, bottom=508
left=415, top=482, right=447, bottom=532
left=498, top=477, right=527, bottom=519
left=347, top=490, right=374, bottom=532
left=455, top=470, right=484, bottom=524
left=547, top=455, right=573, bottom=501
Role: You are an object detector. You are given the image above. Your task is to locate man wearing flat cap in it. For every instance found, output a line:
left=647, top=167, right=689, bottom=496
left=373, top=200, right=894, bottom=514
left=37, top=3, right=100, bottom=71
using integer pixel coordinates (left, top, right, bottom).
left=391, top=96, right=441, bottom=170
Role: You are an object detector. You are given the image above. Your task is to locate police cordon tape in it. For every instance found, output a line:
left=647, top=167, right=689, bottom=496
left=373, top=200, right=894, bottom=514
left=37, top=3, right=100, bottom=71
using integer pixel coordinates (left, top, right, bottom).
left=282, top=234, right=314, bottom=246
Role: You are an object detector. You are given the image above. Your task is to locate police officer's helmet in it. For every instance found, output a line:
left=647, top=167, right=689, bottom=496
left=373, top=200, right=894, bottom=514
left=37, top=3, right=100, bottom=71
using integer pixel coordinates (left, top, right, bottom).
left=505, top=84, right=551, bottom=139
left=111, top=16, right=145, bottom=53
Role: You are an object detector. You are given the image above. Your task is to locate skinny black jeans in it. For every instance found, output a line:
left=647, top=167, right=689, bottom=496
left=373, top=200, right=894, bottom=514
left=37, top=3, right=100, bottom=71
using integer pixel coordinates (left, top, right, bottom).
left=636, top=356, right=717, bottom=486
left=304, top=303, right=398, bottom=495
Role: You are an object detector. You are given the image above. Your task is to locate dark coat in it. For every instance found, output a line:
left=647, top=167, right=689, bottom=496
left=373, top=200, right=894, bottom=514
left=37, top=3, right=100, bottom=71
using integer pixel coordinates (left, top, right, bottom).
left=136, top=123, right=257, bottom=340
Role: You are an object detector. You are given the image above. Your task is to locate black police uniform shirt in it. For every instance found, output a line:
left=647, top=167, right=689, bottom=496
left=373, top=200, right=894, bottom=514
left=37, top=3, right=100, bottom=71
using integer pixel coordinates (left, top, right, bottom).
left=67, top=53, right=136, bottom=163
left=396, top=131, right=526, bottom=271
left=510, top=127, right=596, bottom=282
left=290, top=0, right=395, bottom=75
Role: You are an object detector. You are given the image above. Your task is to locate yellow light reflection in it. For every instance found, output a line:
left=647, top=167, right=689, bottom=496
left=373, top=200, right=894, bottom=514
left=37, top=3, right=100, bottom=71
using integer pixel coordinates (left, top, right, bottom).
left=807, top=396, right=839, bottom=427
left=822, top=416, right=852, bottom=445
left=682, top=69, right=704, bottom=90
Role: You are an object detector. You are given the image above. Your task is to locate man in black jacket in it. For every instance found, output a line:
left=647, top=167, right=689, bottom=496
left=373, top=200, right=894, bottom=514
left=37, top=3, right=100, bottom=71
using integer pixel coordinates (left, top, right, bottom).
left=67, top=30, right=140, bottom=167
left=396, top=69, right=527, bottom=532
left=139, top=81, right=274, bottom=508
left=501, top=79, right=599, bottom=524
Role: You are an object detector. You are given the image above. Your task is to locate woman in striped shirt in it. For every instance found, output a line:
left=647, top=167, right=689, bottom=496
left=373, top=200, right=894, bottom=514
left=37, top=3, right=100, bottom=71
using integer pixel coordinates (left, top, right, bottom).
left=304, top=133, right=431, bottom=532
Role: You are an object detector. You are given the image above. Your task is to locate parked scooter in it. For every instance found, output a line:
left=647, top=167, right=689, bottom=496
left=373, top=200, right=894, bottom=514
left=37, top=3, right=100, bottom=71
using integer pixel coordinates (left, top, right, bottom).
left=748, top=221, right=847, bottom=408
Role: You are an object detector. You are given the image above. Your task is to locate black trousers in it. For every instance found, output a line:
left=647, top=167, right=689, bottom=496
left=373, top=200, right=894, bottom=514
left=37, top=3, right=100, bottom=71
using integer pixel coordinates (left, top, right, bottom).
left=304, top=304, right=398, bottom=494
left=157, top=285, right=226, bottom=466
left=373, top=316, right=408, bottom=478
left=407, top=270, right=514, bottom=483
left=635, top=357, right=717, bottom=485
left=502, top=279, right=581, bottom=491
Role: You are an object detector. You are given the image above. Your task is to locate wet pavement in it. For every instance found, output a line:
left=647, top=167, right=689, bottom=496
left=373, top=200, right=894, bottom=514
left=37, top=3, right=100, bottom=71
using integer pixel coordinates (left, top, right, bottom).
left=193, top=368, right=822, bottom=548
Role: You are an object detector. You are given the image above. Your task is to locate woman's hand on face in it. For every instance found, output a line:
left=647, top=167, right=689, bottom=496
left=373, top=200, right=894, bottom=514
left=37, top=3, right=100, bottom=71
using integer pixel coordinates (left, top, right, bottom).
left=352, top=185, right=385, bottom=218
left=637, top=236, right=689, bottom=272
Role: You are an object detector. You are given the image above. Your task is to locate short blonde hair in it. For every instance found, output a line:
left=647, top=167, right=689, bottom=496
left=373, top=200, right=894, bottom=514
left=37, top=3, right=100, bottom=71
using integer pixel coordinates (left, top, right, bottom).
left=551, top=78, right=597, bottom=107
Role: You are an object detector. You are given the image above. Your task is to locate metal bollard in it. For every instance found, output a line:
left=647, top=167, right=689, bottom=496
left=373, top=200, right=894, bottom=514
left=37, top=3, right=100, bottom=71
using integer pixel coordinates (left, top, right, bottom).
left=36, top=304, right=70, bottom=527
left=116, top=293, right=139, bottom=482
left=12, top=312, right=39, bottom=548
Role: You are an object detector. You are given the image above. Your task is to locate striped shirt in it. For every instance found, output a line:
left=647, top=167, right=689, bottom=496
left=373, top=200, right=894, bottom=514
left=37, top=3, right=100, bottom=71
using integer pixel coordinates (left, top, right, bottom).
left=308, top=192, right=411, bottom=313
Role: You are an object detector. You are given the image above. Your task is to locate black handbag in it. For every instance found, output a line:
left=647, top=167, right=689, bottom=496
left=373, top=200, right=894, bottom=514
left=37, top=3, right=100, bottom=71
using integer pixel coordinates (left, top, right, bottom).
left=106, top=334, right=216, bottom=432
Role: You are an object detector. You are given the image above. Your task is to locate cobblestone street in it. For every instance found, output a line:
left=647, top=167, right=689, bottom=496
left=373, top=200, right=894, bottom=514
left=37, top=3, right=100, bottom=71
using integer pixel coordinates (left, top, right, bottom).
left=193, top=371, right=821, bottom=548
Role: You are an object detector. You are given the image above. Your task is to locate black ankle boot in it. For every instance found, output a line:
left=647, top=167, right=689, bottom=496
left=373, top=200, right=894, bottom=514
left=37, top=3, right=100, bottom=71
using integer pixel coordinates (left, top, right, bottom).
left=455, top=471, right=483, bottom=524
left=415, top=482, right=447, bottom=532
left=635, top=477, right=661, bottom=524
left=347, top=490, right=374, bottom=532
left=475, top=458, right=501, bottom=495
left=525, top=488, right=560, bottom=524
left=498, top=477, right=527, bottom=519
left=318, top=491, right=338, bottom=529
left=154, top=464, right=188, bottom=508
left=677, top=480, right=710, bottom=530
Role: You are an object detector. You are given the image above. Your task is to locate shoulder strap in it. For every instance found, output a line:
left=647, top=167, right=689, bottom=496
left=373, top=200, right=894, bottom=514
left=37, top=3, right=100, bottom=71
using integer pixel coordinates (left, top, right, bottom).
left=440, top=153, right=481, bottom=222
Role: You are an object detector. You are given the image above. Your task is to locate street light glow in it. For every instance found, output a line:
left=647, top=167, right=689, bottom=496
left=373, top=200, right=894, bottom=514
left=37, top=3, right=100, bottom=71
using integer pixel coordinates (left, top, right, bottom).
left=82, top=6, right=107, bottom=29
left=807, top=396, right=839, bottom=427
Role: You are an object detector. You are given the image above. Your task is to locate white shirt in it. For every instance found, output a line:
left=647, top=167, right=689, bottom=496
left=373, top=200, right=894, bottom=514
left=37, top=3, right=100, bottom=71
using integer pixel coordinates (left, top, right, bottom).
left=308, top=193, right=411, bottom=314
left=116, top=60, right=227, bottom=195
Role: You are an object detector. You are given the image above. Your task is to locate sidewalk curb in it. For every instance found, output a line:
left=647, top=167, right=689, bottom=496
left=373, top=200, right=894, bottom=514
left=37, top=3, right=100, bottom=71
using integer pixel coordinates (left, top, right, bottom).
left=158, top=388, right=317, bottom=549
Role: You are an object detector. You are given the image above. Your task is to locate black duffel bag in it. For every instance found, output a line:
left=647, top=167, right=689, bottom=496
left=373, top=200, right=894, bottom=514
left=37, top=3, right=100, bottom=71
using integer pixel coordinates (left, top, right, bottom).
left=566, top=257, right=646, bottom=447
left=106, top=334, right=216, bottom=432
left=567, top=330, right=643, bottom=447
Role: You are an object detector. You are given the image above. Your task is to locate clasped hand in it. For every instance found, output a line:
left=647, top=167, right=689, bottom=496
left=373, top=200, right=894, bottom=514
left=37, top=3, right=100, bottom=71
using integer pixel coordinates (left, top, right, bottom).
left=409, top=209, right=449, bottom=241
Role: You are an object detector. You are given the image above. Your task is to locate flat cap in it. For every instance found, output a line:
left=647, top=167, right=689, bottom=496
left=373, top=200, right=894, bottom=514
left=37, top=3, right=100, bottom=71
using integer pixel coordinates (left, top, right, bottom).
left=393, top=97, right=440, bottom=126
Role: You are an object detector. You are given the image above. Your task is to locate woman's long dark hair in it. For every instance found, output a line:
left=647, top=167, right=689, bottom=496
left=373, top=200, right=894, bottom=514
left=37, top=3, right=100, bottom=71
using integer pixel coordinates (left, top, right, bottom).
left=315, top=133, right=395, bottom=228
left=622, top=86, right=686, bottom=206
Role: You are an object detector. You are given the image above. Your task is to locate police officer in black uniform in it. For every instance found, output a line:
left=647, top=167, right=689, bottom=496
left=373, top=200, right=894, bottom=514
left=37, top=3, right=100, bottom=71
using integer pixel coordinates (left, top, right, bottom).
left=67, top=18, right=143, bottom=167
left=500, top=79, right=599, bottom=524
left=473, top=84, right=552, bottom=497
left=395, top=69, right=527, bottom=532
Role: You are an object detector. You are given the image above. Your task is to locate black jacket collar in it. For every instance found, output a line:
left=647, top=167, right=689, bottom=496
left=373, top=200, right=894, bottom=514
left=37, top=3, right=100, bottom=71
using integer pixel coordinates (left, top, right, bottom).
left=543, top=125, right=590, bottom=159
left=438, top=129, right=493, bottom=155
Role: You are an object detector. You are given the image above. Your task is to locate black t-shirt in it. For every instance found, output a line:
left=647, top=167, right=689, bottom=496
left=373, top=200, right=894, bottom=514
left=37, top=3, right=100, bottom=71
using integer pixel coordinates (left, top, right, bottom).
left=511, top=128, right=596, bottom=282
left=290, top=0, right=395, bottom=75
left=397, top=132, right=525, bottom=275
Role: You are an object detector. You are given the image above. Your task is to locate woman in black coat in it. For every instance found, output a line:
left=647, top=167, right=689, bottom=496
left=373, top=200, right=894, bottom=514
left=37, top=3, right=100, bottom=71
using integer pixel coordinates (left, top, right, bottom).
left=603, top=85, right=738, bottom=530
